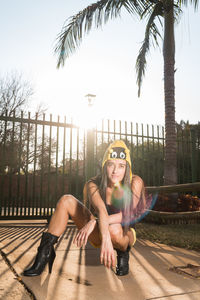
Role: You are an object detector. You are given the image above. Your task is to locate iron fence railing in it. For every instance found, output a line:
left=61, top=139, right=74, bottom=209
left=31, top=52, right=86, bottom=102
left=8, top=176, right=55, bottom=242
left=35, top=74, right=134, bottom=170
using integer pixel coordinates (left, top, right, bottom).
left=0, top=111, right=199, bottom=219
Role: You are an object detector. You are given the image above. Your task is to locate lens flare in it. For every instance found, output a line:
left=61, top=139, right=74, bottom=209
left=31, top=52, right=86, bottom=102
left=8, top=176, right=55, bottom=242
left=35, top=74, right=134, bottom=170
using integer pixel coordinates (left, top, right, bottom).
left=111, top=183, right=158, bottom=226
left=111, top=182, right=125, bottom=209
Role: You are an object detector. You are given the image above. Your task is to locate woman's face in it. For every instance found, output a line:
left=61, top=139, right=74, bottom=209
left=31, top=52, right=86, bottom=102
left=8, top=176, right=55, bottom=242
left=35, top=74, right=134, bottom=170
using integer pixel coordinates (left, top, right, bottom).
left=106, top=159, right=126, bottom=185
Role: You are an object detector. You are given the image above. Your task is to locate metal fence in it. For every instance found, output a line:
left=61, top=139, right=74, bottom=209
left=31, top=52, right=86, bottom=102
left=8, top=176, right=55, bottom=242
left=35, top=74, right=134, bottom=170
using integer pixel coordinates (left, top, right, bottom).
left=0, top=112, right=199, bottom=219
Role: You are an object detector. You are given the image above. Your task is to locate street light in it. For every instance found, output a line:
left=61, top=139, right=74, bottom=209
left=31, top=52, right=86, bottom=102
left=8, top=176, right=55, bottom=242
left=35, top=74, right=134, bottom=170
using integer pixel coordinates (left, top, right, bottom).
left=84, top=94, right=96, bottom=185
left=85, top=94, right=96, bottom=107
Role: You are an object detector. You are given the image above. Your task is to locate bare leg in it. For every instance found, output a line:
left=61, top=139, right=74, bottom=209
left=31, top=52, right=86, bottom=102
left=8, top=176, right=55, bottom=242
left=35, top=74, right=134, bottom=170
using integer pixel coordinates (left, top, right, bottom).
left=109, top=224, right=134, bottom=251
left=48, top=194, right=101, bottom=246
left=23, top=194, right=101, bottom=277
left=126, top=228, right=135, bottom=246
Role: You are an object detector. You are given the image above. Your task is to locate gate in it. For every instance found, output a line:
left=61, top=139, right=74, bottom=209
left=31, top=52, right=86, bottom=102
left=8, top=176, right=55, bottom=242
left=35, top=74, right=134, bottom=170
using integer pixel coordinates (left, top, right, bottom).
left=0, top=111, right=199, bottom=219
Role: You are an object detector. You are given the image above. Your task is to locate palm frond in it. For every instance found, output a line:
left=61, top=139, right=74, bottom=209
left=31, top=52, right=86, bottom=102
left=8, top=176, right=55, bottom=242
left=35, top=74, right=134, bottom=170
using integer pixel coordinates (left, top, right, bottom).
left=122, top=0, right=148, bottom=15
left=136, top=2, right=163, bottom=97
left=177, top=0, right=199, bottom=10
left=140, top=0, right=158, bottom=19
left=173, top=3, right=183, bottom=23
left=54, top=0, right=147, bottom=68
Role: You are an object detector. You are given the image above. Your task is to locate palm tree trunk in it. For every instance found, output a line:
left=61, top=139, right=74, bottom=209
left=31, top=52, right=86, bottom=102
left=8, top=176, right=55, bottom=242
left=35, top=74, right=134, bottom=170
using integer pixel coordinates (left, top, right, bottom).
left=163, top=0, right=177, bottom=185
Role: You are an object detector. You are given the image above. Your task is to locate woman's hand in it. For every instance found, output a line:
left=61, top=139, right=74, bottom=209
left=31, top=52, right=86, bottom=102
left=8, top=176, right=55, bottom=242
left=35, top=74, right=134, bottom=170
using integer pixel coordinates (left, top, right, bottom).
left=100, top=233, right=115, bottom=269
left=73, top=219, right=96, bottom=247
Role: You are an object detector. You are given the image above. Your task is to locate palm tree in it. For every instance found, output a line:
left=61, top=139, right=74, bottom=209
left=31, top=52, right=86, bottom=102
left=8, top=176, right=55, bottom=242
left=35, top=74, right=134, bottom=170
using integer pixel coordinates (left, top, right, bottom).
left=136, top=0, right=198, bottom=186
left=54, top=0, right=198, bottom=186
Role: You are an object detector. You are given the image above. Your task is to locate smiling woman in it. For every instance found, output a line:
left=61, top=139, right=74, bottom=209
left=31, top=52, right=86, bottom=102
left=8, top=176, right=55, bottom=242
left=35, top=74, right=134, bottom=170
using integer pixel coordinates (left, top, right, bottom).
left=106, top=160, right=126, bottom=186
left=23, top=140, right=145, bottom=277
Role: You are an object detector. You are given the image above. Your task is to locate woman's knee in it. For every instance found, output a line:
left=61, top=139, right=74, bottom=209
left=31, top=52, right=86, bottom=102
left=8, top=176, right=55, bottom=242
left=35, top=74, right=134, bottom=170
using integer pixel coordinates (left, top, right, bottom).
left=109, top=224, right=123, bottom=244
left=57, top=194, right=76, bottom=209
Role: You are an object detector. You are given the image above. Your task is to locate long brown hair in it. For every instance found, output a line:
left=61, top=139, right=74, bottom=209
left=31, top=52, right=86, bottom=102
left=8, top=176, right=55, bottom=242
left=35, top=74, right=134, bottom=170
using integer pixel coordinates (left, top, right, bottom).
left=98, top=161, right=131, bottom=202
left=84, top=161, right=146, bottom=228
left=85, top=161, right=132, bottom=209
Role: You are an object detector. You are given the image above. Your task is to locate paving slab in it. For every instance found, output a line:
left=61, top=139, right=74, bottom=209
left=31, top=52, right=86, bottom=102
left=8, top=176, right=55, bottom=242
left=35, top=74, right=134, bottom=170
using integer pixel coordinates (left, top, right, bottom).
left=0, top=222, right=200, bottom=300
left=0, top=249, right=32, bottom=300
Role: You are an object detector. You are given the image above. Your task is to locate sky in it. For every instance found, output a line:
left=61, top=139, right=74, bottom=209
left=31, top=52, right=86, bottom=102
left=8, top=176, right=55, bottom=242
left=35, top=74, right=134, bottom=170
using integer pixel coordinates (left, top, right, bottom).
left=0, top=0, right=199, bottom=128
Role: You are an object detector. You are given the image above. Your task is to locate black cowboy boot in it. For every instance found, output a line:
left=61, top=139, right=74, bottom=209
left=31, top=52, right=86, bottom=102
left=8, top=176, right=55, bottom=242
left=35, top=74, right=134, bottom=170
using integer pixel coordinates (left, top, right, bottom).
left=23, top=232, right=58, bottom=276
left=116, top=245, right=130, bottom=276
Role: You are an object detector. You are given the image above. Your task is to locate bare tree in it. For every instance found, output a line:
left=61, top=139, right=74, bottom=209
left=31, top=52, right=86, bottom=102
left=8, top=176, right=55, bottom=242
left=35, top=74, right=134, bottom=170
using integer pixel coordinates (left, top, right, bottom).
left=0, top=72, right=55, bottom=175
left=0, top=71, right=33, bottom=116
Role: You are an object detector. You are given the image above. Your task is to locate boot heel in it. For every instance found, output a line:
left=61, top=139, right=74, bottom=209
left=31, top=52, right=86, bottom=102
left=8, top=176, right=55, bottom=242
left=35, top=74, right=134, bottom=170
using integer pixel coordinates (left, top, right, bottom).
left=48, top=251, right=56, bottom=274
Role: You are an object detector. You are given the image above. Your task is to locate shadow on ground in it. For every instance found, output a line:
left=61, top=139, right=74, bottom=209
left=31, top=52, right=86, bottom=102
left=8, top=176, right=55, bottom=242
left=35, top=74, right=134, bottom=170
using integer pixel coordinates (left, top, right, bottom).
left=0, top=222, right=200, bottom=300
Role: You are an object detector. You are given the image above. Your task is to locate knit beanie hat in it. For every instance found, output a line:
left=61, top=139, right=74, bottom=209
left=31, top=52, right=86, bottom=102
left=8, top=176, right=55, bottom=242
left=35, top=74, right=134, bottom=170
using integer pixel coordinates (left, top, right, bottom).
left=102, top=140, right=132, bottom=181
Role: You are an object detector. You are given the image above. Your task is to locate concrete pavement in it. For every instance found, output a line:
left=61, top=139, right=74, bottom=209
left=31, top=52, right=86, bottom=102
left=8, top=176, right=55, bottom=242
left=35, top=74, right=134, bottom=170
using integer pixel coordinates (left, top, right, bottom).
left=0, top=220, right=200, bottom=300
left=0, top=249, right=32, bottom=300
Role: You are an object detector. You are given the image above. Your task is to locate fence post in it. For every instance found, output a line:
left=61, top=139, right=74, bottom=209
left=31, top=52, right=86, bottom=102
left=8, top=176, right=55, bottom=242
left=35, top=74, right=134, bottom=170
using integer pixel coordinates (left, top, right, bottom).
left=86, top=128, right=95, bottom=181
left=190, top=128, right=197, bottom=183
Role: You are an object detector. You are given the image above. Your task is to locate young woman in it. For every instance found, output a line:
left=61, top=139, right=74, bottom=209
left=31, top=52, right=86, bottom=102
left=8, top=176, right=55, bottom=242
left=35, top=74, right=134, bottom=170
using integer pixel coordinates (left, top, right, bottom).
left=23, top=140, right=145, bottom=277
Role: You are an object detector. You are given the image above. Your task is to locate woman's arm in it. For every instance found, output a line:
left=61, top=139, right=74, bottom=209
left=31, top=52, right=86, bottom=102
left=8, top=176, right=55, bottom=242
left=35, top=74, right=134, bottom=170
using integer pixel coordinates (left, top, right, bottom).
left=87, top=181, right=115, bottom=268
left=131, top=175, right=145, bottom=209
